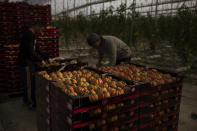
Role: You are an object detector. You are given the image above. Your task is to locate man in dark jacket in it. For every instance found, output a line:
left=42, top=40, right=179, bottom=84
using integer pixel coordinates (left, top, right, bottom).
left=19, top=23, right=48, bottom=108
left=87, top=33, right=132, bottom=66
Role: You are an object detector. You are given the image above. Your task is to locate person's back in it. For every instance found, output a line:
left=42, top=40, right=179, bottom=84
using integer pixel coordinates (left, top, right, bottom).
left=87, top=33, right=132, bottom=66
left=102, top=35, right=131, bottom=60
left=98, top=35, right=132, bottom=65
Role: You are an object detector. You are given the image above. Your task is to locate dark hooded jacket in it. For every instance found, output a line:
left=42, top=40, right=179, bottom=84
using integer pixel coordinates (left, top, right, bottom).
left=18, top=30, right=48, bottom=66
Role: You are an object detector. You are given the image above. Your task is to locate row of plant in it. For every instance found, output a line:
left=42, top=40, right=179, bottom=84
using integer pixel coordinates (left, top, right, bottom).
left=53, top=4, right=197, bottom=61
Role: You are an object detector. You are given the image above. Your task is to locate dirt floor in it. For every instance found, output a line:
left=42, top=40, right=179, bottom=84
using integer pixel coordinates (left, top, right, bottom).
left=0, top=82, right=197, bottom=131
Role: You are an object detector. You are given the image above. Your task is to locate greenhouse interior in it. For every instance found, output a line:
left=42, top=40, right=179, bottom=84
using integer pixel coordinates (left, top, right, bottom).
left=0, top=0, right=197, bottom=131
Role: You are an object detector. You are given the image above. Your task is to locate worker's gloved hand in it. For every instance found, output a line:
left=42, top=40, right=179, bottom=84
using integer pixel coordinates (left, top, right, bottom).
left=41, top=60, right=47, bottom=66
left=48, top=58, right=53, bottom=64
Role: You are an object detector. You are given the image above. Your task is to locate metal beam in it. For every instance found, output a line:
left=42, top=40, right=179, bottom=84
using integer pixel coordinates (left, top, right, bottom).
left=55, top=0, right=117, bottom=16
left=53, top=0, right=196, bottom=17
left=155, top=0, right=158, bottom=17
left=87, top=0, right=195, bottom=15
left=139, top=5, right=197, bottom=14
left=135, top=0, right=194, bottom=9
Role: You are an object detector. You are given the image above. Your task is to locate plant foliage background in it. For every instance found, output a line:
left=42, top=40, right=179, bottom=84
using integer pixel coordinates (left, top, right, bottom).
left=53, top=4, right=197, bottom=62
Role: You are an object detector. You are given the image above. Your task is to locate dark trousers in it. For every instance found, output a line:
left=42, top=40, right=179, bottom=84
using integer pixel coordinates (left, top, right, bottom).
left=116, top=57, right=131, bottom=65
left=20, top=66, right=36, bottom=106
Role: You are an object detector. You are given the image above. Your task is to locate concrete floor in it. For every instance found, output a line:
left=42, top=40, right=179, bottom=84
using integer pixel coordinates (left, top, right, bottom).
left=0, top=82, right=196, bottom=131
left=178, top=82, right=197, bottom=131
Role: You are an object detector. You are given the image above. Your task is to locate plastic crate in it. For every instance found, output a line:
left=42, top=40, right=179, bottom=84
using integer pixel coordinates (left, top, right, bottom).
left=50, top=72, right=141, bottom=108
left=0, top=82, right=22, bottom=89
left=37, top=38, right=59, bottom=41
left=36, top=111, right=51, bottom=131
left=138, top=86, right=182, bottom=104
left=0, top=73, right=21, bottom=79
left=138, top=114, right=179, bottom=131
left=39, top=44, right=58, bottom=48
left=50, top=83, right=139, bottom=112
left=0, top=2, right=53, bottom=94
left=93, top=63, right=183, bottom=92
left=51, top=109, right=139, bottom=131
left=49, top=76, right=145, bottom=130
left=0, top=87, right=23, bottom=94
left=138, top=104, right=180, bottom=126
left=50, top=103, right=139, bottom=129
left=0, top=78, right=21, bottom=84
left=36, top=74, right=51, bottom=131
left=36, top=66, right=148, bottom=130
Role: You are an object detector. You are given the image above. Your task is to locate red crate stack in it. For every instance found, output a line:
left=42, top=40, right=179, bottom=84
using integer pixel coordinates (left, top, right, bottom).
left=35, top=68, right=147, bottom=131
left=36, top=27, right=59, bottom=58
left=23, top=4, right=51, bottom=29
left=35, top=63, right=183, bottom=131
left=0, top=2, right=58, bottom=94
left=0, top=44, right=21, bottom=92
left=0, top=2, right=22, bottom=93
left=36, top=63, right=88, bottom=131
left=36, top=74, right=52, bottom=131
left=94, top=63, right=183, bottom=131
left=137, top=80, right=182, bottom=131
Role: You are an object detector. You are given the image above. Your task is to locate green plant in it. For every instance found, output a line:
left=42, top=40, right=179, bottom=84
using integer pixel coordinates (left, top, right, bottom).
left=53, top=4, right=197, bottom=61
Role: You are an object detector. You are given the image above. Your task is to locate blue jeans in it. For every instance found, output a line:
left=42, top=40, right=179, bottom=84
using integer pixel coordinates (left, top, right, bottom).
left=20, top=66, right=36, bottom=106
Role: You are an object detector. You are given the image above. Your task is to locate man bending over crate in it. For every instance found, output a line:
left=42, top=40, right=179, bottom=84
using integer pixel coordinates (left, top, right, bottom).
left=18, top=23, right=49, bottom=108
left=87, top=33, right=132, bottom=66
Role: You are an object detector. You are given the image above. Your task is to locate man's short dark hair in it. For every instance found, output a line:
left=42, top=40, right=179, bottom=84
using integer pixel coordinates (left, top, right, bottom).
left=87, top=33, right=100, bottom=46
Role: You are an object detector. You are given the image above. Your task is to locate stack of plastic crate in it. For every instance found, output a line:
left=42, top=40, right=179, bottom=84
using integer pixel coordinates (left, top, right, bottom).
left=137, top=70, right=183, bottom=131
left=23, top=4, right=51, bottom=28
left=0, top=2, right=59, bottom=94
left=0, top=2, right=22, bottom=93
left=94, top=63, right=183, bottom=131
left=36, top=73, right=52, bottom=131
left=36, top=68, right=149, bottom=131
left=37, top=27, right=59, bottom=58
left=35, top=63, right=89, bottom=131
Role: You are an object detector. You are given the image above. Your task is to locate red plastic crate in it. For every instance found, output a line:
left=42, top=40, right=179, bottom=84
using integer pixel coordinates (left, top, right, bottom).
left=0, top=2, right=53, bottom=95
left=39, top=44, right=58, bottom=48
left=0, top=87, right=23, bottom=93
